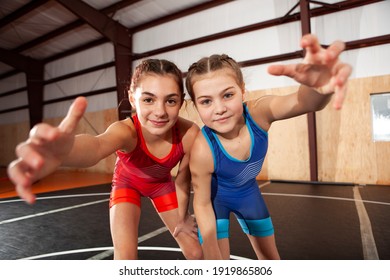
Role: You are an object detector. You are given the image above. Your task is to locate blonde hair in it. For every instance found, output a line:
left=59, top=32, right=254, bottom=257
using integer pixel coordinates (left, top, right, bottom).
left=185, top=54, right=244, bottom=102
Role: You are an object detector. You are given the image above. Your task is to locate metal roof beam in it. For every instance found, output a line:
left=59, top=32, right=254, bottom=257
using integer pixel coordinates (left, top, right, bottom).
left=55, top=0, right=132, bottom=121
left=55, top=0, right=131, bottom=48
left=300, top=0, right=319, bottom=182
left=12, top=1, right=140, bottom=54
left=0, top=0, right=50, bottom=30
left=0, top=47, right=42, bottom=72
left=0, top=48, right=44, bottom=128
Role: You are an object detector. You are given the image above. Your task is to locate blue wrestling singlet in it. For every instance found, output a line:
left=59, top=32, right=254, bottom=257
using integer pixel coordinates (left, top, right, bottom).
left=200, top=104, right=274, bottom=241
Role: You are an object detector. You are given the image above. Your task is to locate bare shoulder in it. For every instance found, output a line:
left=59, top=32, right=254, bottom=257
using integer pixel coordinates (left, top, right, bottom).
left=177, top=116, right=199, bottom=134
left=245, top=97, right=275, bottom=131
left=190, top=129, right=214, bottom=174
left=245, top=95, right=274, bottom=113
left=102, top=118, right=137, bottom=152
left=177, top=117, right=200, bottom=151
left=191, top=130, right=210, bottom=156
left=106, top=118, right=135, bottom=135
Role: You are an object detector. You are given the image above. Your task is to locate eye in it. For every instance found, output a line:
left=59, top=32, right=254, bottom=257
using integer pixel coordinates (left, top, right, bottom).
left=223, top=92, right=234, bottom=99
left=166, top=98, right=179, bottom=106
left=198, top=98, right=211, bottom=106
left=142, top=98, right=154, bottom=104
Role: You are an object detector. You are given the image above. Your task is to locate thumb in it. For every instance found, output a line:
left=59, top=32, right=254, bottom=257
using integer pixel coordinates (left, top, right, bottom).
left=172, top=227, right=179, bottom=237
left=16, top=186, right=36, bottom=205
left=58, top=97, right=87, bottom=133
left=190, top=231, right=199, bottom=241
left=267, top=64, right=296, bottom=78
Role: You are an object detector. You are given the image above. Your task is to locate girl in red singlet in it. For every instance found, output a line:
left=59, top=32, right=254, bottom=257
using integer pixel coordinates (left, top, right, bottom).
left=7, top=59, right=203, bottom=260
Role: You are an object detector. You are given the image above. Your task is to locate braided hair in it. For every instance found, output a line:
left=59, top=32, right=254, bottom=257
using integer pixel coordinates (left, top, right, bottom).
left=185, top=54, right=244, bottom=102
left=129, top=59, right=184, bottom=102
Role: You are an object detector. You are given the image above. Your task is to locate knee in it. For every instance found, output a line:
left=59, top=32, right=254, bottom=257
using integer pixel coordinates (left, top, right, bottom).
left=183, top=246, right=203, bottom=260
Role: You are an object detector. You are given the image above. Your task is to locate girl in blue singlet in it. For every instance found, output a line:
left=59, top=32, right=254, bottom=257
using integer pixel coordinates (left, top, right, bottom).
left=186, top=34, right=352, bottom=259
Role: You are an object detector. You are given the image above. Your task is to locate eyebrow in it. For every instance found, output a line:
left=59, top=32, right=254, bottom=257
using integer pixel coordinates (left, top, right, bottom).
left=141, top=92, right=180, bottom=99
left=196, top=86, right=235, bottom=100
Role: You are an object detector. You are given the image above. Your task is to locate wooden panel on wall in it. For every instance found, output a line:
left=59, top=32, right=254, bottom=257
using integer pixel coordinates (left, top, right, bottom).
left=246, top=86, right=310, bottom=181
left=179, top=100, right=203, bottom=128
left=375, top=142, right=390, bottom=185
left=268, top=114, right=310, bottom=181
left=317, top=75, right=390, bottom=185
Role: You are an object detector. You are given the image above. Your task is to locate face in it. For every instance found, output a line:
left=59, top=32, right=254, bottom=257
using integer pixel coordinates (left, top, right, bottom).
left=130, top=74, right=182, bottom=136
left=192, top=68, right=245, bottom=137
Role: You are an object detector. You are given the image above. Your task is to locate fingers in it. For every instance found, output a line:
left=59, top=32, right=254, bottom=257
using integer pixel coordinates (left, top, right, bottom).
left=7, top=97, right=86, bottom=205
left=172, top=227, right=179, bottom=238
left=7, top=159, right=36, bottom=204
left=23, top=96, right=87, bottom=144
left=332, top=63, right=352, bottom=110
left=268, top=34, right=343, bottom=77
left=301, top=34, right=346, bottom=66
left=301, top=34, right=321, bottom=55
left=15, top=123, right=60, bottom=171
left=17, top=184, right=36, bottom=205
left=6, top=125, right=51, bottom=205
left=29, top=123, right=60, bottom=146
left=304, top=35, right=351, bottom=109
left=58, top=96, right=87, bottom=133
left=173, top=215, right=200, bottom=240
left=173, top=228, right=199, bottom=240
left=267, top=64, right=297, bottom=78
left=333, top=85, right=346, bottom=110
left=189, top=231, right=199, bottom=241
left=15, top=141, right=44, bottom=171
left=268, top=63, right=316, bottom=81
left=334, top=62, right=353, bottom=85
left=325, top=40, right=346, bottom=64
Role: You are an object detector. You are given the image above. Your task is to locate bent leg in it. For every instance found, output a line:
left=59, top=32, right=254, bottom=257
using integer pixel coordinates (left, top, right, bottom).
left=110, top=202, right=141, bottom=260
left=158, top=208, right=203, bottom=260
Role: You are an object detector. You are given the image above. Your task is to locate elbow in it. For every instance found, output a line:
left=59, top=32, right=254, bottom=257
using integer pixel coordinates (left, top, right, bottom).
left=315, top=95, right=332, bottom=111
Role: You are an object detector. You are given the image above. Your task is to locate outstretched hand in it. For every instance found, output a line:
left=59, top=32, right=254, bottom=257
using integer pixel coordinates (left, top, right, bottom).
left=7, top=97, right=87, bottom=204
left=268, top=34, right=352, bottom=109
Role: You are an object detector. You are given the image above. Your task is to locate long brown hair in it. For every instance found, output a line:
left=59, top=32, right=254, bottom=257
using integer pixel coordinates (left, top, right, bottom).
left=130, top=58, right=184, bottom=102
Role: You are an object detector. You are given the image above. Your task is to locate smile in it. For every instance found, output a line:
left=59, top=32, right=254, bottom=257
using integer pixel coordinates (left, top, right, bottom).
left=214, top=116, right=231, bottom=123
left=149, top=119, right=169, bottom=126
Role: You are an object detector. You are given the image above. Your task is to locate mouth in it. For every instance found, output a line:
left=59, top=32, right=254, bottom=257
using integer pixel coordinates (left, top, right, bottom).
left=149, top=119, right=169, bottom=127
left=214, top=116, right=231, bottom=123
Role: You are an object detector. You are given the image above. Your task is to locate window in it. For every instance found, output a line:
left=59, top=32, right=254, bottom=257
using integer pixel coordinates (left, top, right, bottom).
left=370, top=92, right=390, bottom=142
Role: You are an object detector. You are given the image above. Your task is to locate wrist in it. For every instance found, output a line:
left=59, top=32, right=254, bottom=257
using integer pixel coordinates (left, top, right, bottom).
left=310, top=84, right=334, bottom=95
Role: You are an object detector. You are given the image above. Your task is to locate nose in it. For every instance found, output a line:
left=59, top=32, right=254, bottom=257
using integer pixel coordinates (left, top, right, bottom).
left=154, top=101, right=168, bottom=118
left=215, top=100, right=227, bottom=115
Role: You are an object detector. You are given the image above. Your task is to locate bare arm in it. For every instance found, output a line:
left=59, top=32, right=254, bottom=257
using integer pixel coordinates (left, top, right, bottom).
left=173, top=119, right=200, bottom=240
left=7, top=97, right=133, bottom=204
left=62, top=119, right=134, bottom=167
left=247, top=85, right=333, bottom=131
left=190, top=131, right=223, bottom=259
